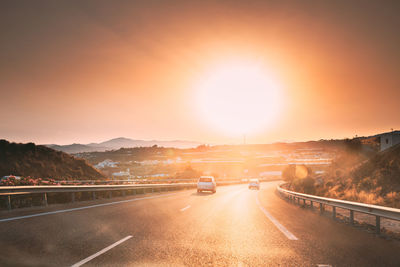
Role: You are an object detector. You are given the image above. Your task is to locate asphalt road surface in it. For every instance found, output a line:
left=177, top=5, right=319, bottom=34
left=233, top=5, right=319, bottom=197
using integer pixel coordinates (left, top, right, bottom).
left=1, top=181, right=400, bottom=266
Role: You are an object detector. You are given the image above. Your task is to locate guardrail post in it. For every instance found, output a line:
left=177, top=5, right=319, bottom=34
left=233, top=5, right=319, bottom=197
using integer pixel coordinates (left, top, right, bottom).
left=71, top=192, right=75, bottom=203
left=43, top=193, right=48, bottom=206
left=92, top=191, right=96, bottom=200
left=376, top=216, right=381, bottom=235
left=350, top=210, right=354, bottom=225
left=7, top=195, right=12, bottom=211
left=108, top=191, right=112, bottom=198
left=278, top=184, right=399, bottom=236
left=122, top=190, right=126, bottom=197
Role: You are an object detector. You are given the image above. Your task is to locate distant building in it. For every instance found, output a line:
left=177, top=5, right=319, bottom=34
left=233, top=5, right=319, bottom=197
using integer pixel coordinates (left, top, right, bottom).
left=112, top=168, right=130, bottom=178
left=148, top=173, right=168, bottom=177
left=94, top=159, right=118, bottom=169
left=378, top=131, right=400, bottom=151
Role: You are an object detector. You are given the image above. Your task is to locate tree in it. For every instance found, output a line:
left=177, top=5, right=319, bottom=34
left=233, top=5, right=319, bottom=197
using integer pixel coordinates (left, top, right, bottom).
left=282, top=164, right=296, bottom=189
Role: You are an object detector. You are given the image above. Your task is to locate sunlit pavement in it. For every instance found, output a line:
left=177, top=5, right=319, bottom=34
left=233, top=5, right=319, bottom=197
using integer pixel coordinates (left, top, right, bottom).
left=0, top=181, right=400, bottom=266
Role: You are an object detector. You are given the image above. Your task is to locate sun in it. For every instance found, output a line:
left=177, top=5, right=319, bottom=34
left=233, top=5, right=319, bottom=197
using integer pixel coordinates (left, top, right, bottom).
left=195, top=61, right=283, bottom=136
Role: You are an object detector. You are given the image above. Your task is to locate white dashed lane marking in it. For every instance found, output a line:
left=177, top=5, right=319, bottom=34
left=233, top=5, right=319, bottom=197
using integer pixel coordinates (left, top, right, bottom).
left=71, top=235, right=132, bottom=267
left=180, top=205, right=191, bottom=212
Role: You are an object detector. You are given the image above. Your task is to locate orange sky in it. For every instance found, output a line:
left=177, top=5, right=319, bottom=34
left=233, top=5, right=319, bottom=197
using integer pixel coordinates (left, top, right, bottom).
left=1, top=0, right=400, bottom=145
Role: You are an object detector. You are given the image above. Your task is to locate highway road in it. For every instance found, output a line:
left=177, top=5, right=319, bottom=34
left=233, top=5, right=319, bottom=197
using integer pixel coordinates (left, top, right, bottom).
left=0, top=181, right=400, bottom=266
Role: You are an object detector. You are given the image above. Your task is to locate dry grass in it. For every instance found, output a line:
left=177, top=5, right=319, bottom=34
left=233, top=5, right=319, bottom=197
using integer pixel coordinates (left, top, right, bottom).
left=292, top=143, right=400, bottom=208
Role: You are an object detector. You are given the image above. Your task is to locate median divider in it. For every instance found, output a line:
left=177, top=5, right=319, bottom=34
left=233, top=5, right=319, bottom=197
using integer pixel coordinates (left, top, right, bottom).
left=0, top=183, right=197, bottom=211
left=277, top=183, right=400, bottom=235
left=0, top=179, right=264, bottom=211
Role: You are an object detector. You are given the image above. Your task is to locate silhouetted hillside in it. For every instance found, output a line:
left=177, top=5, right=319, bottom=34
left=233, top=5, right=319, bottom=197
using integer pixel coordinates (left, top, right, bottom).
left=291, top=142, right=400, bottom=208
left=352, top=143, right=400, bottom=194
left=0, top=140, right=105, bottom=180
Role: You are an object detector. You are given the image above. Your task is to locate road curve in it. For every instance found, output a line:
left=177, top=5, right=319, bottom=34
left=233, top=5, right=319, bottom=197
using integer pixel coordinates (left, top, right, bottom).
left=0, top=181, right=399, bottom=266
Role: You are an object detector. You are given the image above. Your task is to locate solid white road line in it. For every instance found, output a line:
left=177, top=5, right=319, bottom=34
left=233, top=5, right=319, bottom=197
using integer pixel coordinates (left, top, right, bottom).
left=180, top=205, right=191, bottom=212
left=71, top=235, right=132, bottom=267
left=256, top=192, right=298, bottom=240
left=0, top=192, right=182, bottom=223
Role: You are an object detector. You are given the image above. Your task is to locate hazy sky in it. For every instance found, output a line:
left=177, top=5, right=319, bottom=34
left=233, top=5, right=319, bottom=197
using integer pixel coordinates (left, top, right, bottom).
left=1, top=0, right=400, bottom=145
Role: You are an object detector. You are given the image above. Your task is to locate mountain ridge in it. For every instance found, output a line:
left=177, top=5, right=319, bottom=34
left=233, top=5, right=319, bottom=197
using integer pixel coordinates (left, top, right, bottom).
left=46, top=137, right=203, bottom=153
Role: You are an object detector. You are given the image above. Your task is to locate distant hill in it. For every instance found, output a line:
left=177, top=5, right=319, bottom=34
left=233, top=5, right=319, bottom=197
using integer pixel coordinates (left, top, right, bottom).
left=46, top=143, right=108, bottom=154
left=0, top=140, right=105, bottom=179
left=47, top=137, right=203, bottom=153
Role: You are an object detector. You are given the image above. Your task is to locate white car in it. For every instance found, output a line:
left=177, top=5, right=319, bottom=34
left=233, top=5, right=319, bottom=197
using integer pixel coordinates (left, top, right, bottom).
left=197, top=176, right=216, bottom=193
left=248, top=178, right=260, bottom=190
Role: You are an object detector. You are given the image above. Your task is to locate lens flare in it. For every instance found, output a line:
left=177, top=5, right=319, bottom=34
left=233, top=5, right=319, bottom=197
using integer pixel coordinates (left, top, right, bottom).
left=295, top=165, right=309, bottom=179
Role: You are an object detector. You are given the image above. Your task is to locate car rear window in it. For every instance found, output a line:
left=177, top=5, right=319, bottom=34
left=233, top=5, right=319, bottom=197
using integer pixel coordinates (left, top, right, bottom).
left=199, top=178, right=212, bottom=182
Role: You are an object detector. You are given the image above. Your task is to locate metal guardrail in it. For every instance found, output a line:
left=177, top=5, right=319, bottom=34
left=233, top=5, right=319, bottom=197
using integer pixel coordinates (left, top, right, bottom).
left=0, top=180, right=247, bottom=211
left=0, top=183, right=197, bottom=211
left=0, top=183, right=196, bottom=194
left=59, top=178, right=200, bottom=184
left=57, top=177, right=278, bottom=184
left=277, top=184, right=400, bottom=235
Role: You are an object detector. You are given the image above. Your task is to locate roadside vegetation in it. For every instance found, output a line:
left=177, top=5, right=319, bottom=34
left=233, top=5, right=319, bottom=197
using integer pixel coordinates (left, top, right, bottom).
left=283, top=138, right=400, bottom=208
